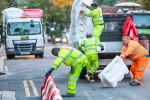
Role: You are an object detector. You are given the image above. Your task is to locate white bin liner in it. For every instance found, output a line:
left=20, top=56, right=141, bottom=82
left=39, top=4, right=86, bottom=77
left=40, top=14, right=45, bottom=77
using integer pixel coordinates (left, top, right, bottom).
left=98, top=56, right=129, bottom=87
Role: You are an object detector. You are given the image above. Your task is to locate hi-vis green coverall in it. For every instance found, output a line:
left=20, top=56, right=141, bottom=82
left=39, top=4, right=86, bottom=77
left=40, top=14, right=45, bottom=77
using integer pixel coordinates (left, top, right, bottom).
left=51, top=47, right=88, bottom=94
left=78, top=38, right=99, bottom=78
left=84, top=6, right=104, bottom=47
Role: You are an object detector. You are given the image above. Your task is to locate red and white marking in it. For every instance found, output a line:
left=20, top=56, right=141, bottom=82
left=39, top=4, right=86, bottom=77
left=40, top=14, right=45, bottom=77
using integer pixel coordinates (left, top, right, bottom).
left=41, top=74, right=63, bottom=100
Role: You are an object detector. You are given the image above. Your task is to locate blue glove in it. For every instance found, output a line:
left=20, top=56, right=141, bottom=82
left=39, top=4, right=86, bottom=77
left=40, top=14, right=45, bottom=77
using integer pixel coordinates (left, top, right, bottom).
left=45, top=69, right=53, bottom=76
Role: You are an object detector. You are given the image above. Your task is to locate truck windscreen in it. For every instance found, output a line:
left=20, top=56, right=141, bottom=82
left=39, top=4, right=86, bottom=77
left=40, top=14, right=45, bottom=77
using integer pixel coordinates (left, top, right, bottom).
left=133, top=14, right=150, bottom=27
left=7, top=22, right=41, bottom=35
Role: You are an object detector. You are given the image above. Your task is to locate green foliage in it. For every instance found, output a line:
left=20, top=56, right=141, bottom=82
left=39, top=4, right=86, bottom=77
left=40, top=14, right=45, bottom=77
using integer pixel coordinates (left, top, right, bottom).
left=140, top=0, right=150, bottom=10
left=0, top=0, right=7, bottom=24
left=17, top=0, right=72, bottom=36
left=48, top=29, right=62, bottom=37
left=94, top=0, right=118, bottom=6
left=5, top=0, right=17, bottom=7
left=126, top=0, right=150, bottom=10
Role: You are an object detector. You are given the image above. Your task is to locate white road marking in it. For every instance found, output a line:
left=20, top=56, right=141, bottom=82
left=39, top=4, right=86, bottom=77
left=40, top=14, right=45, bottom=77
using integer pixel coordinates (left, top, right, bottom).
left=83, top=89, right=92, bottom=100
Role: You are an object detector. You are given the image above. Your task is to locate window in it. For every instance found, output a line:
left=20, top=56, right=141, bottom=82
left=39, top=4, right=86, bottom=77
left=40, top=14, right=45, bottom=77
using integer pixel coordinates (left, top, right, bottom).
left=133, top=14, right=150, bottom=27
left=104, top=22, right=118, bottom=30
left=7, top=22, right=41, bottom=35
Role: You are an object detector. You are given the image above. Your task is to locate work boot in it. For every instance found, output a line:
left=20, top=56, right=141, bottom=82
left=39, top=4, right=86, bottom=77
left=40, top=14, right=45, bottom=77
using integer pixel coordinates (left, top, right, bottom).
left=61, top=93, right=75, bottom=97
left=129, top=82, right=140, bottom=86
left=85, top=73, right=91, bottom=82
left=90, top=79, right=95, bottom=83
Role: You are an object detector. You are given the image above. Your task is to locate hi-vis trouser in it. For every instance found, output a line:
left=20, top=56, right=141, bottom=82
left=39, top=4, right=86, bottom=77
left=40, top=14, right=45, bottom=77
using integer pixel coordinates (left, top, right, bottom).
left=130, top=55, right=149, bottom=84
left=86, top=54, right=99, bottom=78
left=92, top=25, right=104, bottom=47
left=67, top=59, right=88, bottom=94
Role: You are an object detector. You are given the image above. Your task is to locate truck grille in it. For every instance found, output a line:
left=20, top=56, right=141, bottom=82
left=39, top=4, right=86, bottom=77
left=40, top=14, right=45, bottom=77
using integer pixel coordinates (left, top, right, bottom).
left=14, top=43, right=36, bottom=52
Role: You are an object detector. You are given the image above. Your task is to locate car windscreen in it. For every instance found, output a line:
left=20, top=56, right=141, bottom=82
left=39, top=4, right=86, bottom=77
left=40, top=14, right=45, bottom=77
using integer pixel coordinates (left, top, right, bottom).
left=7, top=22, right=41, bottom=35
left=133, top=14, right=150, bottom=27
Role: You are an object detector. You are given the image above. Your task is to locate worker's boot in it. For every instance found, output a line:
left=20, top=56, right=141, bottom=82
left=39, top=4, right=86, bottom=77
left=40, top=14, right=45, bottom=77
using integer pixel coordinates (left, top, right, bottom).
left=61, top=93, right=75, bottom=97
left=85, top=73, right=91, bottom=82
left=90, top=78, right=95, bottom=83
left=129, top=82, right=140, bottom=86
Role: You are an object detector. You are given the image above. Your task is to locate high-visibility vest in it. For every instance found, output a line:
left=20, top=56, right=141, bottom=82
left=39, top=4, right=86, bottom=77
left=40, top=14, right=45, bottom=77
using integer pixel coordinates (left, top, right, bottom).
left=79, top=38, right=98, bottom=56
left=84, top=6, right=104, bottom=27
left=51, top=47, right=87, bottom=69
left=121, top=40, right=149, bottom=61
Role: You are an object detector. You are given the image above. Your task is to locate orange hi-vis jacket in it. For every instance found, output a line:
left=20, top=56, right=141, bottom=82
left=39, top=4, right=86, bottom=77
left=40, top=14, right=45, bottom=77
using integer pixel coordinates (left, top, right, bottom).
left=121, top=40, right=149, bottom=61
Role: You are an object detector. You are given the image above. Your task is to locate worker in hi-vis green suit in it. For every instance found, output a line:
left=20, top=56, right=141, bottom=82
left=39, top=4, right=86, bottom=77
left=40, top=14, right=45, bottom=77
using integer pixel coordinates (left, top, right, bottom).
left=45, top=47, right=88, bottom=97
left=78, top=33, right=99, bottom=83
left=80, top=2, right=104, bottom=49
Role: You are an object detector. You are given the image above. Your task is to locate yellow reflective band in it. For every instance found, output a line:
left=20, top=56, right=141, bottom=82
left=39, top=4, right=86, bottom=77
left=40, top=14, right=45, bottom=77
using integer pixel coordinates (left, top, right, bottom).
left=129, top=46, right=136, bottom=49
left=90, top=12, right=94, bottom=17
left=123, top=45, right=125, bottom=50
left=85, top=48, right=97, bottom=51
left=130, top=49, right=146, bottom=59
left=64, top=48, right=74, bottom=63
left=130, top=45, right=142, bottom=55
left=58, top=56, right=64, bottom=59
left=72, top=54, right=83, bottom=66
left=52, top=64, right=59, bottom=68
left=68, top=81, right=76, bottom=83
left=69, top=77, right=78, bottom=80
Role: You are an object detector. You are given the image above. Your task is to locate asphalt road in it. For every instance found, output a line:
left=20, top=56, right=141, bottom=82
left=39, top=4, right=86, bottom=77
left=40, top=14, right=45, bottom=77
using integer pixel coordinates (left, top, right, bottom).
left=0, top=43, right=150, bottom=100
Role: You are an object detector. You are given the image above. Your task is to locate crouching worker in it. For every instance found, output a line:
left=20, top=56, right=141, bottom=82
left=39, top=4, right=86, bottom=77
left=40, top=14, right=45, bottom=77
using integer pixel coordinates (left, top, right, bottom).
left=45, top=47, right=88, bottom=97
left=78, top=33, right=99, bottom=82
left=120, top=36, right=149, bottom=86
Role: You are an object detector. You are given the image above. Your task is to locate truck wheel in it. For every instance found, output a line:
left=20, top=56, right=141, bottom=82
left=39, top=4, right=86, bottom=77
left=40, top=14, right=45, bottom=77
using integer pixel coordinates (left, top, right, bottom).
left=79, top=67, right=87, bottom=79
left=7, top=55, right=11, bottom=59
left=39, top=54, right=43, bottom=58
left=11, top=55, right=15, bottom=59
left=35, top=55, right=38, bottom=58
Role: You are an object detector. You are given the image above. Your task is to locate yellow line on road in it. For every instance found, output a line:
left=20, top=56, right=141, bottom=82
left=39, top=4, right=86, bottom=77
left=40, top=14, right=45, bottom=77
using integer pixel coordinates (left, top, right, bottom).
left=29, top=80, right=39, bottom=96
left=23, top=80, right=31, bottom=97
left=5, top=66, right=8, bottom=71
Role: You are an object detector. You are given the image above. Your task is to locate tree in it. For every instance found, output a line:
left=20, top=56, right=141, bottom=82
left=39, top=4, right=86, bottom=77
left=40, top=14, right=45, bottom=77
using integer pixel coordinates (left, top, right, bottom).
left=0, top=0, right=7, bottom=24
left=94, top=0, right=104, bottom=6
left=140, top=0, right=150, bottom=10
left=17, top=0, right=74, bottom=37
left=5, top=0, right=17, bottom=7
left=94, top=0, right=118, bottom=6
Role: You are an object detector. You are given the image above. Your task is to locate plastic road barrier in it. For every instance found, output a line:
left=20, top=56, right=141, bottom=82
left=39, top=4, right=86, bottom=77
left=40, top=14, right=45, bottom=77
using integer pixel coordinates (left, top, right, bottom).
left=41, top=74, right=63, bottom=100
left=98, top=56, right=129, bottom=87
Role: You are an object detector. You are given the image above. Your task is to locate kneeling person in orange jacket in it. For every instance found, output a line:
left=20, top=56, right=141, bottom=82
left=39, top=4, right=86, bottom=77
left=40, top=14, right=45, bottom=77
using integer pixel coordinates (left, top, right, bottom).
left=120, top=36, right=149, bottom=86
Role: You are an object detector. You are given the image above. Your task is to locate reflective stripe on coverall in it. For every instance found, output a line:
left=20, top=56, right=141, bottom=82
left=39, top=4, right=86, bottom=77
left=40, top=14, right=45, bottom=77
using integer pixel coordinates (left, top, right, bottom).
left=84, top=6, right=104, bottom=46
left=51, top=47, right=88, bottom=94
left=120, top=40, right=149, bottom=84
left=78, top=38, right=99, bottom=78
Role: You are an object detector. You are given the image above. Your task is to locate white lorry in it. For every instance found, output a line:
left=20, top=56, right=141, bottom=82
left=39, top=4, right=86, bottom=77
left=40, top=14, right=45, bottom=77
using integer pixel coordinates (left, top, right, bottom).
left=68, top=0, right=149, bottom=79
left=2, top=8, right=44, bottom=59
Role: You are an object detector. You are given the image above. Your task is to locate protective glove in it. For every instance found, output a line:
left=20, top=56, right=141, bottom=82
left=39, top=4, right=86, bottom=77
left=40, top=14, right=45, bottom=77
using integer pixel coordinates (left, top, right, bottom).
left=101, top=47, right=104, bottom=51
left=45, top=68, right=53, bottom=76
left=120, top=55, right=125, bottom=59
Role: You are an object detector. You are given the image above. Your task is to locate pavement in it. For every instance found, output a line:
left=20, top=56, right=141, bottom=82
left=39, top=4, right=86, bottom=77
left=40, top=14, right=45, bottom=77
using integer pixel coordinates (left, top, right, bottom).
left=0, top=91, right=16, bottom=100
left=0, top=44, right=16, bottom=100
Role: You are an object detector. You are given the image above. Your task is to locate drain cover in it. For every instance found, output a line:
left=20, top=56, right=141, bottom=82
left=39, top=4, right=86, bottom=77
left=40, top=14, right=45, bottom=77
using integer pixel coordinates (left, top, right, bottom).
left=0, top=72, right=6, bottom=75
